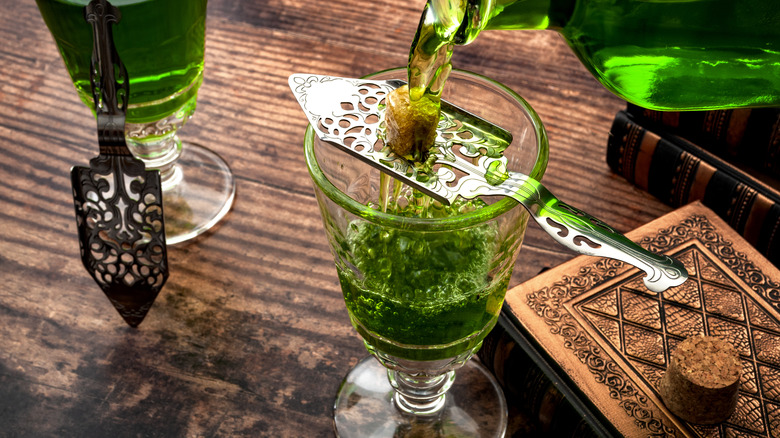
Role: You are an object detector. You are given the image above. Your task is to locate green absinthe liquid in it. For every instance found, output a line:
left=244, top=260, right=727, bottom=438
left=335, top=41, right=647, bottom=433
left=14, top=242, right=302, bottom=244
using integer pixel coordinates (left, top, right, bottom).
left=36, top=0, right=207, bottom=123
left=410, top=0, right=780, bottom=110
left=336, top=182, right=510, bottom=362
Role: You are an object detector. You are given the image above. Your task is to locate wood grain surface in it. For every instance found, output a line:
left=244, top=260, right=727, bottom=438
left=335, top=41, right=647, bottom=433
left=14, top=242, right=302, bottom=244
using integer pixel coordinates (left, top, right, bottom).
left=0, top=0, right=671, bottom=436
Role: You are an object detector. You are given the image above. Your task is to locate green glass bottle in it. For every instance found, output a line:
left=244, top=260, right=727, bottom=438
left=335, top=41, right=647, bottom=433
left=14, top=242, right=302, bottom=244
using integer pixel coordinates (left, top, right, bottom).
left=410, top=0, right=780, bottom=110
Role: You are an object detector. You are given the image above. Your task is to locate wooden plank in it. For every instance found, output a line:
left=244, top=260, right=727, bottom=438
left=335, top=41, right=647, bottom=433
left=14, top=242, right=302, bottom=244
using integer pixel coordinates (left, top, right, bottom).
left=0, top=0, right=673, bottom=435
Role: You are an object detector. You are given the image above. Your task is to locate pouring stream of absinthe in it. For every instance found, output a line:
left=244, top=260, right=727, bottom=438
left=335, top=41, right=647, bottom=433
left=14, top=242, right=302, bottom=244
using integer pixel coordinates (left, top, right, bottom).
left=379, top=0, right=514, bottom=217
left=376, top=1, right=474, bottom=216
left=407, top=0, right=461, bottom=101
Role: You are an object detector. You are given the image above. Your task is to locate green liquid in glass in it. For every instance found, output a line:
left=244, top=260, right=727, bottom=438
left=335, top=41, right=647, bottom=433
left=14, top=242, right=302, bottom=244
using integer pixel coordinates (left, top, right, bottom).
left=411, top=0, right=780, bottom=110
left=336, top=187, right=509, bottom=362
left=36, top=0, right=207, bottom=122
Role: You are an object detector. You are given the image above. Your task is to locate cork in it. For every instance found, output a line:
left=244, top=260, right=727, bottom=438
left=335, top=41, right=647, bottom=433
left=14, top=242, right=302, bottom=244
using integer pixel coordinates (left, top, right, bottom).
left=384, top=85, right=439, bottom=160
left=659, top=336, right=740, bottom=424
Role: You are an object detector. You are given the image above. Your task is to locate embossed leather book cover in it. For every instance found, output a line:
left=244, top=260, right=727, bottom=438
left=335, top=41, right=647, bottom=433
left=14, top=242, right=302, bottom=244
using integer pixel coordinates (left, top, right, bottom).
left=496, top=201, right=780, bottom=437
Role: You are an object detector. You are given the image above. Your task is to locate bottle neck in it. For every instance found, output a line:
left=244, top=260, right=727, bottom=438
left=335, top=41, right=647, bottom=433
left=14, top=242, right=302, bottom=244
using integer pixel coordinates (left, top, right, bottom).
left=447, top=0, right=570, bottom=45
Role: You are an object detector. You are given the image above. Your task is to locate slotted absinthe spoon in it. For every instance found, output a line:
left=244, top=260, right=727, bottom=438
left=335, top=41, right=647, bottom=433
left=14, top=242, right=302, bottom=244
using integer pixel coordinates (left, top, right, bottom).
left=289, top=73, right=687, bottom=293
left=70, top=0, right=168, bottom=327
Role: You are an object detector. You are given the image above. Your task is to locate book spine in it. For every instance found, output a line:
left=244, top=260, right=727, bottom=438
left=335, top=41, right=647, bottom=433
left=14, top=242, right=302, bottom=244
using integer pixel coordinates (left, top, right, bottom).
left=607, top=110, right=780, bottom=267
left=478, top=315, right=603, bottom=437
left=625, top=103, right=780, bottom=176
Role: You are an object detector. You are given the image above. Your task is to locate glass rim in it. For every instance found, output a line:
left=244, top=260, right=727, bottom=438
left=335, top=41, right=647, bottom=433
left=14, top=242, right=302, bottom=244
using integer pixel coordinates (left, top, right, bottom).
left=304, top=67, right=549, bottom=231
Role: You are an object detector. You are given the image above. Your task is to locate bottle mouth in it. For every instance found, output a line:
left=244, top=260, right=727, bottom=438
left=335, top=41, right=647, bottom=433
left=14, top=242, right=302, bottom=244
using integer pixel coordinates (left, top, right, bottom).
left=453, top=0, right=482, bottom=45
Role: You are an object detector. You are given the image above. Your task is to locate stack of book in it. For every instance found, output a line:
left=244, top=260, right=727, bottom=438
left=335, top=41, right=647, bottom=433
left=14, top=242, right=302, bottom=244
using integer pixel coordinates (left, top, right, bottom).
left=605, top=104, right=780, bottom=267
left=480, top=106, right=780, bottom=436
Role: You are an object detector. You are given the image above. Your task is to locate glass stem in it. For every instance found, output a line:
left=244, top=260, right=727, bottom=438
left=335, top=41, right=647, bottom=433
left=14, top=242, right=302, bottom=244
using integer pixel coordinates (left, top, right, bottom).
left=125, top=129, right=184, bottom=191
left=123, top=95, right=197, bottom=191
left=388, top=369, right=456, bottom=416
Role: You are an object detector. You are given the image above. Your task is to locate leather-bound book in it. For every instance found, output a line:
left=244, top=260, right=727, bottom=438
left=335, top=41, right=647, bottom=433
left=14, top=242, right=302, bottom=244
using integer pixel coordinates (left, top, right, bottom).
left=624, top=103, right=780, bottom=179
left=480, top=202, right=780, bottom=437
left=606, top=110, right=780, bottom=267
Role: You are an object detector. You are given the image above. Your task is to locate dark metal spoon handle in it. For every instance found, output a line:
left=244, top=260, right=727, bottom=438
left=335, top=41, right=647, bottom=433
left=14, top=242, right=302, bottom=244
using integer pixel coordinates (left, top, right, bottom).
left=85, top=0, right=129, bottom=152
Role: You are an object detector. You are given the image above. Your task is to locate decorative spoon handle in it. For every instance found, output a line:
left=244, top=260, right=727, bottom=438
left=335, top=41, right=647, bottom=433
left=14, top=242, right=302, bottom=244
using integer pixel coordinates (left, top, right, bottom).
left=504, top=176, right=687, bottom=292
left=85, top=0, right=129, bottom=152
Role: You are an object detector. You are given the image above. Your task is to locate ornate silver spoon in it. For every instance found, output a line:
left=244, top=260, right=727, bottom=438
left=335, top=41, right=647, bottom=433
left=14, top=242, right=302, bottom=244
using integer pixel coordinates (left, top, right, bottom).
left=289, top=73, right=687, bottom=293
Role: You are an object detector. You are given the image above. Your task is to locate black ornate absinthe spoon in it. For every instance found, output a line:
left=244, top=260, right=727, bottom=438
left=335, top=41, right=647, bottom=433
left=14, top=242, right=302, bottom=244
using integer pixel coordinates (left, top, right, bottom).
left=71, top=0, right=168, bottom=327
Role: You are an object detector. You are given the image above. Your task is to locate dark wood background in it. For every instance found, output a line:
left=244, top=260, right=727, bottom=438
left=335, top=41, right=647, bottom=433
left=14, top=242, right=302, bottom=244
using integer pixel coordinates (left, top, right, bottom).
left=0, top=0, right=671, bottom=436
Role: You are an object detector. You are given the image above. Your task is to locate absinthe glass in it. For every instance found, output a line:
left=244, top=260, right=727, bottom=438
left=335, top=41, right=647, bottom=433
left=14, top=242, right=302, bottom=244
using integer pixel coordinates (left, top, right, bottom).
left=306, top=68, right=548, bottom=437
left=36, top=0, right=235, bottom=244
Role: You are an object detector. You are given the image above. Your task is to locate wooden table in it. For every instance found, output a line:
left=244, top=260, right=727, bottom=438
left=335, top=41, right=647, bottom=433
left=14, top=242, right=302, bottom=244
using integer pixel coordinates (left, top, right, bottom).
left=0, top=0, right=672, bottom=436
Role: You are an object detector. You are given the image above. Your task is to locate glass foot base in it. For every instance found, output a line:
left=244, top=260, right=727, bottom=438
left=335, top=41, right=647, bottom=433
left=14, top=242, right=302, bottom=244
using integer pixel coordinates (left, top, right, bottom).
left=334, top=356, right=508, bottom=438
left=162, top=142, right=235, bottom=245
